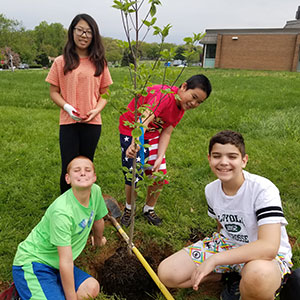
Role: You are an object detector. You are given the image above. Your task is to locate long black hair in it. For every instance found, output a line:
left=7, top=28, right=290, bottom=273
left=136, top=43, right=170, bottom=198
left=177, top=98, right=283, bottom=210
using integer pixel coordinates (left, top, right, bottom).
left=63, top=13, right=107, bottom=76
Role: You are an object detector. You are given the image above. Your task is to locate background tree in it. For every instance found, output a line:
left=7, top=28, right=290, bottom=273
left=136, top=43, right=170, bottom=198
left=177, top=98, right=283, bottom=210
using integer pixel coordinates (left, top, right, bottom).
left=0, top=14, right=67, bottom=65
left=0, top=14, right=22, bottom=48
left=187, top=45, right=203, bottom=63
left=10, top=29, right=37, bottom=64
left=0, top=13, right=202, bottom=68
left=140, top=42, right=160, bottom=59
left=36, top=52, right=50, bottom=67
left=103, top=37, right=123, bottom=64
left=174, top=45, right=185, bottom=60
left=33, top=21, right=67, bottom=58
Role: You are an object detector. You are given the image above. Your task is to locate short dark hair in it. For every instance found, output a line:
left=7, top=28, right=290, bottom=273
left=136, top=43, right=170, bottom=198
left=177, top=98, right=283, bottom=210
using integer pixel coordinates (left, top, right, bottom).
left=184, top=74, right=212, bottom=98
left=209, top=130, right=246, bottom=157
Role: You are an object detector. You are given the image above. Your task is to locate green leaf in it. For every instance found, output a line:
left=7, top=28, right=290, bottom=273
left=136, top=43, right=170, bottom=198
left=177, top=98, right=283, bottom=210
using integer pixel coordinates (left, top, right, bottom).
left=112, top=0, right=123, bottom=10
left=161, top=24, right=172, bottom=38
left=153, top=26, right=161, bottom=36
left=142, top=20, right=151, bottom=27
left=132, top=127, right=142, bottom=138
left=137, top=106, right=147, bottom=113
left=101, top=89, right=111, bottom=100
left=122, top=166, right=129, bottom=173
left=150, top=4, right=157, bottom=17
left=183, top=37, right=193, bottom=44
left=141, top=90, right=148, bottom=97
left=160, top=88, right=172, bottom=94
left=149, top=0, right=162, bottom=5
left=136, top=166, right=142, bottom=173
left=124, top=1, right=137, bottom=11
left=118, top=106, right=130, bottom=115
left=151, top=17, right=157, bottom=25
left=164, top=88, right=172, bottom=93
left=123, top=120, right=135, bottom=128
left=137, top=189, right=144, bottom=198
left=125, top=173, right=133, bottom=180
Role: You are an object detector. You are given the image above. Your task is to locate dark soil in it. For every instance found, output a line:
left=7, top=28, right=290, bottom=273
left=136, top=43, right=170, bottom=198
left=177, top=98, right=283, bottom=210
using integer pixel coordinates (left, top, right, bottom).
left=74, top=224, right=175, bottom=299
left=91, top=226, right=223, bottom=300
left=99, top=246, right=159, bottom=300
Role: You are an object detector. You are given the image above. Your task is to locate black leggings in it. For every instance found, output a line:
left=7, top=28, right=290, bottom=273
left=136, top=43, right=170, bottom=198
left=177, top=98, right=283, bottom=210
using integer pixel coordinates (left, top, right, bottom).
left=59, top=123, right=101, bottom=194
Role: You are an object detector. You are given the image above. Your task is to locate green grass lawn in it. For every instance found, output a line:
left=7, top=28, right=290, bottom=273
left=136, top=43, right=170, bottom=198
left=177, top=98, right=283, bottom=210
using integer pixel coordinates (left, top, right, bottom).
left=0, top=67, right=300, bottom=299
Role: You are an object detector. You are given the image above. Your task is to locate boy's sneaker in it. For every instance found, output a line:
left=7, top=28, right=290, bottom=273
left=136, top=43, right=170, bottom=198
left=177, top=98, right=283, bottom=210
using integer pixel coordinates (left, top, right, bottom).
left=220, top=272, right=241, bottom=300
left=143, top=209, right=162, bottom=226
left=120, top=207, right=132, bottom=227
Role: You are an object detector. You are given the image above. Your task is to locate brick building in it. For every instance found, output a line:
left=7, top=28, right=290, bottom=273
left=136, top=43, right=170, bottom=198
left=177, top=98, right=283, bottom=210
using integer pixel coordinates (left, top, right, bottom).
left=200, top=7, right=300, bottom=72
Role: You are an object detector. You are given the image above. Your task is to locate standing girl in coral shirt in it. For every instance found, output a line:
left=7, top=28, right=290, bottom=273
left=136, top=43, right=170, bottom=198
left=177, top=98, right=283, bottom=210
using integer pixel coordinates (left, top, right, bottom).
left=46, top=14, right=113, bottom=193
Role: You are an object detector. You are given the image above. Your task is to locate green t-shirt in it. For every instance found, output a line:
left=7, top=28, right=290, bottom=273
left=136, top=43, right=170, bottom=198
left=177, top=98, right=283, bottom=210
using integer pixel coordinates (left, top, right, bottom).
left=13, top=184, right=108, bottom=269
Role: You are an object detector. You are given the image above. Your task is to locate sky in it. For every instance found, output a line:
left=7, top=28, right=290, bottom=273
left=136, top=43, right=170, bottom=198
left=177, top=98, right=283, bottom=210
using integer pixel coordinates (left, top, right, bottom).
left=2, top=0, right=300, bottom=44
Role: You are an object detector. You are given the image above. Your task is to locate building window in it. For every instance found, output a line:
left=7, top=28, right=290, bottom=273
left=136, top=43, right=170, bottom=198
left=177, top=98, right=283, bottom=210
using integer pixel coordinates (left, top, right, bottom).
left=206, top=44, right=216, bottom=59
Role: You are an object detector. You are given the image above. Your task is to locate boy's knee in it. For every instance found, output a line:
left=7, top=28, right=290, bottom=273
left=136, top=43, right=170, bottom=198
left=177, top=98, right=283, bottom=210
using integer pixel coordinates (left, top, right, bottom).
left=158, top=261, right=172, bottom=286
left=88, top=278, right=100, bottom=298
left=157, top=261, right=167, bottom=281
left=242, top=261, right=267, bottom=284
left=78, top=277, right=100, bottom=299
left=158, top=260, right=182, bottom=288
left=240, top=260, right=280, bottom=297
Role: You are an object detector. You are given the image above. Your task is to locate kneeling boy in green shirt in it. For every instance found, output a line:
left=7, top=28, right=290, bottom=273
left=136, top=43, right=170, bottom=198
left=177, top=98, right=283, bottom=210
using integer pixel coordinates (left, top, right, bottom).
left=12, top=156, right=107, bottom=300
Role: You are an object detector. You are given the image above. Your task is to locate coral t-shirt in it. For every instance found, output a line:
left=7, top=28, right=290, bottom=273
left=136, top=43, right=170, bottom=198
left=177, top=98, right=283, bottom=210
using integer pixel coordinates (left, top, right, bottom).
left=119, top=85, right=185, bottom=139
left=46, top=55, right=113, bottom=125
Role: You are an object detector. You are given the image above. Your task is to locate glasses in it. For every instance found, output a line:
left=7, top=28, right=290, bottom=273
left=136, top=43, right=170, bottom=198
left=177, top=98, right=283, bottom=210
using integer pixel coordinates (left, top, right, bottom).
left=74, top=27, right=93, bottom=39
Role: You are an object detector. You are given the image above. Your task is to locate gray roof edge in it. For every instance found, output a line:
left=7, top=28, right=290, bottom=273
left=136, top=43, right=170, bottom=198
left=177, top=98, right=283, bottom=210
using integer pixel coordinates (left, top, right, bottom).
left=203, top=28, right=300, bottom=34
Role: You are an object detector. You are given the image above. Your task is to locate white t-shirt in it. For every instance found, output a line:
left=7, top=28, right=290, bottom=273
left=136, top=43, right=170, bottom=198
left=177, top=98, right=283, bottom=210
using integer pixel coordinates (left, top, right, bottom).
left=205, top=170, right=292, bottom=264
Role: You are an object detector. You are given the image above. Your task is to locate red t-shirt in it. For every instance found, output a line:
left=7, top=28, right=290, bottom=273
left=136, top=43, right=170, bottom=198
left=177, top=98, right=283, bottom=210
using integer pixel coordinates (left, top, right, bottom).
left=119, top=85, right=184, bottom=139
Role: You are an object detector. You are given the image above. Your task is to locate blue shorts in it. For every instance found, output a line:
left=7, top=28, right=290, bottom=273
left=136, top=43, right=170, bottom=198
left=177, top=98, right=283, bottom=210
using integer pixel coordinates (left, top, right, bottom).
left=12, top=262, right=91, bottom=300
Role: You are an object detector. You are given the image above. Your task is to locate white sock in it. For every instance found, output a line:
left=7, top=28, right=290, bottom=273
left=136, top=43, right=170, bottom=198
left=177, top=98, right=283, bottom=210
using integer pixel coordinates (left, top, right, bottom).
left=143, top=205, right=154, bottom=213
left=125, top=203, right=132, bottom=210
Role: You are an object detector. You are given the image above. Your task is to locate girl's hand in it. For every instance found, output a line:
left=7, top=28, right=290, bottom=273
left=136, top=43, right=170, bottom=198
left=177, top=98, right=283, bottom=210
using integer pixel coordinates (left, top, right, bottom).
left=63, top=103, right=82, bottom=121
left=81, top=108, right=99, bottom=123
left=126, top=143, right=140, bottom=158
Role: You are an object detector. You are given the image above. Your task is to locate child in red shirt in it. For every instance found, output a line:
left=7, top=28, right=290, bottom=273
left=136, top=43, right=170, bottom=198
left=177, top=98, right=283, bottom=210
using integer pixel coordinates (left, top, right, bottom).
left=119, top=74, right=212, bottom=226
